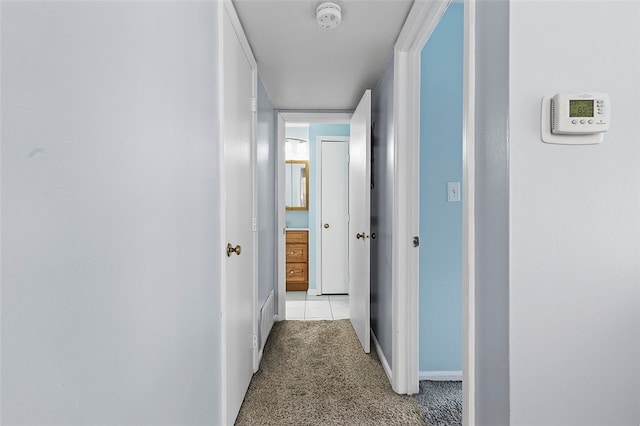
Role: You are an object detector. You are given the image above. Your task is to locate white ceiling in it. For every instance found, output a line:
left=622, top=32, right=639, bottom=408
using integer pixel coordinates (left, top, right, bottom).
left=233, top=0, right=414, bottom=110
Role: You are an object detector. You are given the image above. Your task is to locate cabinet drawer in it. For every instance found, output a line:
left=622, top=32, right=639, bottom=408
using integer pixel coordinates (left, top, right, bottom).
left=286, top=230, right=308, bottom=244
left=286, top=243, right=307, bottom=262
left=286, top=263, right=307, bottom=282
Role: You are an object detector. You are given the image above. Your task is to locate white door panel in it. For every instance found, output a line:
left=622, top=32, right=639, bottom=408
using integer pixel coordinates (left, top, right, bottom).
left=222, top=8, right=254, bottom=425
left=321, top=141, right=349, bottom=294
left=349, top=90, right=371, bottom=353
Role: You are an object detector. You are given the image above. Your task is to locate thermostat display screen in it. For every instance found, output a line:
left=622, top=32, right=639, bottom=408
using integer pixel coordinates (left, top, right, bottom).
left=569, top=99, right=594, bottom=117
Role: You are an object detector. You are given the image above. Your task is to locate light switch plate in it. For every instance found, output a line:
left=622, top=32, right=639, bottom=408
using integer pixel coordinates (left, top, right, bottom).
left=447, top=182, right=461, bottom=202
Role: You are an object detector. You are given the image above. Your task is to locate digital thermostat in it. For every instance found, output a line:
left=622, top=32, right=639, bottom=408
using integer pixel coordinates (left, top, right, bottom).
left=541, top=92, right=611, bottom=145
left=551, top=93, right=610, bottom=134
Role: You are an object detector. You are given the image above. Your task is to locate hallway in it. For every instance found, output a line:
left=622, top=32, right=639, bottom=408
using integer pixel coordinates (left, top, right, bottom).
left=235, top=320, right=426, bottom=425
left=3, top=2, right=639, bottom=425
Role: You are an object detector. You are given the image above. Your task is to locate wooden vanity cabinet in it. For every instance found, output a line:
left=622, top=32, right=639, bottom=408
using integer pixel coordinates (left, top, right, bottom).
left=285, top=230, right=308, bottom=291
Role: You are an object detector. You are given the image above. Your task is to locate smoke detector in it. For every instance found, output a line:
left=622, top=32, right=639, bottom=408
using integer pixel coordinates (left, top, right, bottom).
left=316, top=2, right=342, bottom=30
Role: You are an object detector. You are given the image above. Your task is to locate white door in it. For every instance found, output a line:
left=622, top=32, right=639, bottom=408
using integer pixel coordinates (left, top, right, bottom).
left=222, top=8, right=255, bottom=425
left=321, top=140, right=349, bottom=294
left=349, top=90, right=371, bottom=352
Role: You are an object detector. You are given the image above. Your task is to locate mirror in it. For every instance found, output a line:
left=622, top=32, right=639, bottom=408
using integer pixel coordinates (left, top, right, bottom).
left=285, top=160, right=309, bottom=210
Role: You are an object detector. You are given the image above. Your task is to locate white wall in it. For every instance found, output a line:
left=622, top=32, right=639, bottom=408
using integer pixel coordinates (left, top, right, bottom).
left=509, top=1, right=640, bottom=425
left=1, top=2, right=223, bottom=424
left=256, top=75, right=276, bottom=339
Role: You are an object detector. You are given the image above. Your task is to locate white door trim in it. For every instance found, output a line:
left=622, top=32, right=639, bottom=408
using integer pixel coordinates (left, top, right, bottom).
left=461, top=2, right=477, bottom=422
left=219, top=1, right=259, bottom=424
left=276, top=112, right=352, bottom=319
left=316, top=135, right=350, bottom=296
left=392, top=2, right=476, bottom=426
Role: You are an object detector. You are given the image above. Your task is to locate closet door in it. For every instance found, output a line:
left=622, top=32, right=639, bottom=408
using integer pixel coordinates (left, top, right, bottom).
left=221, top=4, right=256, bottom=424
left=320, top=139, right=349, bottom=294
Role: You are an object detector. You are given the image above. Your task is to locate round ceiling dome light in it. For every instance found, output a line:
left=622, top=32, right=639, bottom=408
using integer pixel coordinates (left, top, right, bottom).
left=316, top=2, right=342, bottom=30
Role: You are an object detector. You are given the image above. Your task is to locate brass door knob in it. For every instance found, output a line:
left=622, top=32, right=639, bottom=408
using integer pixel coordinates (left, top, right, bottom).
left=324, top=223, right=330, bottom=229
left=227, top=243, right=242, bottom=257
left=356, top=232, right=368, bottom=240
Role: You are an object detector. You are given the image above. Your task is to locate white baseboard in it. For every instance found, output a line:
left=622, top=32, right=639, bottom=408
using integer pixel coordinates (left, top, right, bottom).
left=371, top=330, right=392, bottom=383
left=307, top=288, right=319, bottom=296
left=419, top=370, right=463, bottom=381
left=260, top=290, right=275, bottom=348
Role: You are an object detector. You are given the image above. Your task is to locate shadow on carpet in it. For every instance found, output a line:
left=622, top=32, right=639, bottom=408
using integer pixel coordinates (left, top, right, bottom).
left=235, top=320, right=427, bottom=425
left=413, top=380, right=462, bottom=426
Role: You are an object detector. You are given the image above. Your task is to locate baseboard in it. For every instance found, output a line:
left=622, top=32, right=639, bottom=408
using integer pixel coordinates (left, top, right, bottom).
left=260, top=290, right=275, bottom=348
left=419, top=370, right=463, bottom=381
left=371, top=330, right=392, bottom=383
left=306, top=288, right=319, bottom=296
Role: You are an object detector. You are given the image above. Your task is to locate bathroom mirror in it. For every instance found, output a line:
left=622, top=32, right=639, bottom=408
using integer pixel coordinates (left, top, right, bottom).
left=285, top=160, right=309, bottom=210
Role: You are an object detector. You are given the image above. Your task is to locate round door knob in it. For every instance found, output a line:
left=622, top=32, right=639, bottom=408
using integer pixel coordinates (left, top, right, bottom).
left=226, top=243, right=242, bottom=257
left=324, top=223, right=330, bottom=229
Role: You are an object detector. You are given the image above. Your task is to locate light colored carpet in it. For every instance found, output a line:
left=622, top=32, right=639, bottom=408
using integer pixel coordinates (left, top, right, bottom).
left=235, top=320, right=428, bottom=426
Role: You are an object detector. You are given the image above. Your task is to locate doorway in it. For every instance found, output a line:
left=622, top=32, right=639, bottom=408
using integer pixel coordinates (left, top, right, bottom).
left=276, top=113, right=352, bottom=320
left=393, top=0, right=476, bottom=424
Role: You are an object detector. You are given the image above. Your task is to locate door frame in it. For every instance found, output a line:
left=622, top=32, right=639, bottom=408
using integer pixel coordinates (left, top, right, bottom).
left=219, top=1, right=259, bottom=424
left=316, top=135, right=350, bottom=295
left=393, top=0, right=476, bottom=425
left=276, top=112, right=352, bottom=319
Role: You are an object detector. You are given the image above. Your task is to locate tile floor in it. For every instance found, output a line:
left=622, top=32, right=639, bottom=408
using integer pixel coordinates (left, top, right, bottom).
left=285, top=291, right=350, bottom=320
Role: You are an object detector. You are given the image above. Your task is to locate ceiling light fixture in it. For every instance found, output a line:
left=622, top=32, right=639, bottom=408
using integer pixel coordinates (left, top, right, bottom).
left=316, top=2, right=342, bottom=30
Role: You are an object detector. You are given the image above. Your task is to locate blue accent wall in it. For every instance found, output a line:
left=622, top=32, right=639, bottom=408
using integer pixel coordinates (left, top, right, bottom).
left=419, top=3, right=464, bottom=372
left=285, top=210, right=308, bottom=229
left=307, top=123, right=350, bottom=291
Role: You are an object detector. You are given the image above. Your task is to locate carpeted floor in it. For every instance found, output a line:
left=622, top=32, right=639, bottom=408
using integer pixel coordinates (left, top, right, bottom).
left=413, top=380, right=462, bottom=426
left=235, top=320, right=428, bottom=425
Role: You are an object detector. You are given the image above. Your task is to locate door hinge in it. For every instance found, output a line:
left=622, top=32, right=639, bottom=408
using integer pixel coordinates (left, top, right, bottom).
left=252, top=218, right=257, bottom=232
left=251, top=97, right=257, bottom=112
left=252, top=334, right=258, bottom=349
left=413, top=236, right=420, bottom=247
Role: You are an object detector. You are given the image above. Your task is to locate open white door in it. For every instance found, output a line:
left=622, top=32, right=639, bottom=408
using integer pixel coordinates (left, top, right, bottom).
left=349, top=90, right=372, bottom=353
left=221, top=4, right=256, bottom=424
